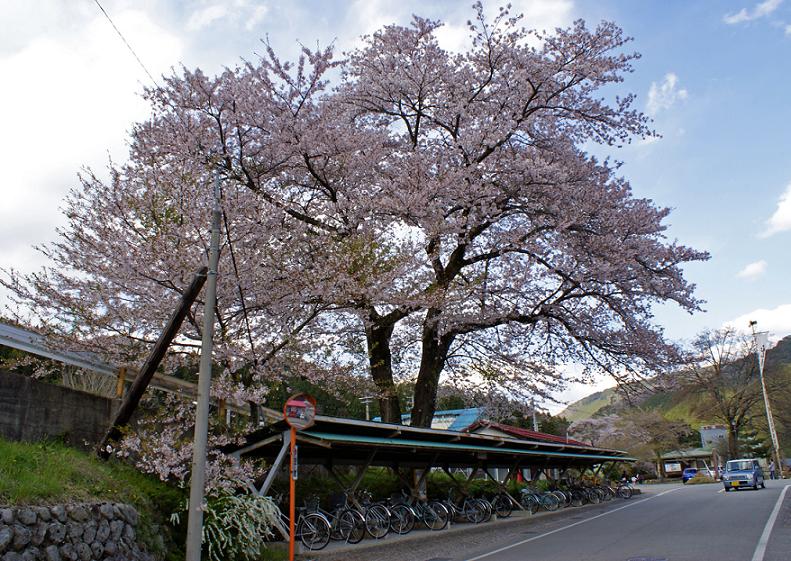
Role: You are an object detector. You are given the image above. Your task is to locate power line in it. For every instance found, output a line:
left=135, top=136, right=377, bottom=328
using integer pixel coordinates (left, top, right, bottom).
left=92, top=0, right=160, bottom=89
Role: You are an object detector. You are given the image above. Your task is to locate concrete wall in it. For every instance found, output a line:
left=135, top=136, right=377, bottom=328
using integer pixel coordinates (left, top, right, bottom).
left=0, top=370, right=116, bottom=448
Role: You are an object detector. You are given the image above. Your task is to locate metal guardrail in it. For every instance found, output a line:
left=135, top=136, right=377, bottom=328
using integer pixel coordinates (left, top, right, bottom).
left=0, top=321, right=245, bottom=412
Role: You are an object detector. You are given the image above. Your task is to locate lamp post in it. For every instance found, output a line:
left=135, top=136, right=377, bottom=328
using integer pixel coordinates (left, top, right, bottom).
left=749, top=321, right=784, bottom=478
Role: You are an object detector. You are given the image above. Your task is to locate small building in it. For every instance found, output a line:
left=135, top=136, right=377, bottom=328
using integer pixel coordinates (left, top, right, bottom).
left=700, top=424, right=728, bottom=448
left=659, top=447, right=721, bottom=478
left=465, top=420, right=595, bottom=481
left=376, top=407, right=485, bottom=431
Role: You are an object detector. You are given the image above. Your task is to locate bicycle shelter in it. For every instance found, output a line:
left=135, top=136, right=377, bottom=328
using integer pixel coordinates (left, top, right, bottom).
left=227, top=414, right=634, bottom=515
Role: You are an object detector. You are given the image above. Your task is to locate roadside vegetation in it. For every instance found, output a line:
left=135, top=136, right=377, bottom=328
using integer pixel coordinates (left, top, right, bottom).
left=0, top=437, right=186, bottom=560
left=685, top=473, right=717, bottom=485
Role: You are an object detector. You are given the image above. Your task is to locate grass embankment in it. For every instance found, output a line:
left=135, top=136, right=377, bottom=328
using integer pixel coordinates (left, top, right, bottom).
left=0, top=437, right=185, bottom=560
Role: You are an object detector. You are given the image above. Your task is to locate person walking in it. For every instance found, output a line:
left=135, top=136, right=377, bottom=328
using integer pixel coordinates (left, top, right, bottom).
left=769, top=460, right=776, bottom=480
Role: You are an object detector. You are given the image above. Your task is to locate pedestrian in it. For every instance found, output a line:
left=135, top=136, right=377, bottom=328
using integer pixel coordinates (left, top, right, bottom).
left=621, top=470, right=628, bottom=482
left=769, top=460, right=776, bottom=480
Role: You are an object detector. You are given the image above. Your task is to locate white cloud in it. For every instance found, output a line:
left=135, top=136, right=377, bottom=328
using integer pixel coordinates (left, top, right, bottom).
left=0, top=5, right=182, bottom=305
left=726, top=304, right=791, bottom=339
left=346, top=0, right=574, bottom=53
left=186, top=1, right=271, bottom=33
left=785, top=23, right=791, bottom=35
left=187, top=4, right=228, bottom=31
left=646, top=72, right=688, bottom=116
left=761, top=182, right=791, bottom=237
left=736, top=260, right=768, bottom=280
left=510, top=0, right=574, bottom=31
left=723, top=0, right=783, bottom=24
left=245, top=5, right=269, bottom=31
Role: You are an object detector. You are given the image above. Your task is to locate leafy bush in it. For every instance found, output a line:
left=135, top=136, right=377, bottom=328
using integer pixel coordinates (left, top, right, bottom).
left=686, top=473, right=716, bottom=485
left=173, top=488, right=281, bottom=561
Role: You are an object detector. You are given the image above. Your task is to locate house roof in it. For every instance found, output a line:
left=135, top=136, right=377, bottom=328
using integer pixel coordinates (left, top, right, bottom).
left=660, top=447, right=716, bottom=460
left=465, top=420, right=591, bottom=447
left=376, top=407, right=486, bottom=431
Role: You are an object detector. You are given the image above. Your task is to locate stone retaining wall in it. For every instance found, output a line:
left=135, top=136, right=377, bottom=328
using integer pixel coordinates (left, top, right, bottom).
left=0, top=503, right=155, bottom=561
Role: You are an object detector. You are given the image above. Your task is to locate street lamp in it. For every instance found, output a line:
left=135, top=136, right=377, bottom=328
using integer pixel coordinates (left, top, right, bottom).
left=749, top=321, right=784, bottom=478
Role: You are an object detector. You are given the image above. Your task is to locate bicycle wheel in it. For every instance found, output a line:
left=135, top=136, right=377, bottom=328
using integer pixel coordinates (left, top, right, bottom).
left=442, top=500, right=459, bottom=521
left=476, top=498, right=493, bottom=522
left=540, top=493, right=560, bottom=511
left=338, top=508, right=366, bottom=544
left=519, top=493, right=539, bottom=514
left=298, top=512, right=331, bottom=551
left=364, top=504, right=391, bottom=539
left=569, top=490, right=585, bottom=507
left=617, top=484, right=633, bottom=499
left=389, top=503, right=415, bottom=534
left=551, top=490, right=568, bottom=506
left=422, top=501, right=449, bottom=530
left=464, top=500, right=486, bottom=524
left=493, top=494, right=513, bottom=518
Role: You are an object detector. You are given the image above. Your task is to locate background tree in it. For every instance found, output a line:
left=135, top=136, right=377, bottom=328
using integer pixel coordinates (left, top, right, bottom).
left=684, top=328, right=763, bottom=458
left=2, top=4, right=707, bottom=430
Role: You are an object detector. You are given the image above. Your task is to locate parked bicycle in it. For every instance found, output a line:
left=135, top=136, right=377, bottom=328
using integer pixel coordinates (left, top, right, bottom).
left=304, top=494, right=365, bottom=544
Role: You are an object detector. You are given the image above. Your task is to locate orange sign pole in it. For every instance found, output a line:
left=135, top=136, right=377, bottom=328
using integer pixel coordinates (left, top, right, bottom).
left=283, top=393, right=315, bottom=561
left=288, top=426, right=297, bottom=561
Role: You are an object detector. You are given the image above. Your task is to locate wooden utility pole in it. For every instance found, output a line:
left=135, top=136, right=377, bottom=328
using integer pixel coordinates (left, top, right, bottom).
left=96, top=266, right=208, bottom=458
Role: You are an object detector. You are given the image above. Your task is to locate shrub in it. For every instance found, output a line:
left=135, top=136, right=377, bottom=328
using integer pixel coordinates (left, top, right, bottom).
left=686, top=473, right=716, bottom=485
left=172, top=487, right=280, bottom=561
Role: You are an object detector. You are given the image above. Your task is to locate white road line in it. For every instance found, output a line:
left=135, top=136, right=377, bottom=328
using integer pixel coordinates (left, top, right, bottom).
left=750, top=484, right=790, bottom=561
left=718, top=488, right=725, bottom=493
left=465, top=487, right=683, bottom=561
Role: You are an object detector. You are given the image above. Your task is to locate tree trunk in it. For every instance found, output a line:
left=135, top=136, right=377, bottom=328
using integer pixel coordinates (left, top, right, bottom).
left=411, top=311, right=454, bottom=428
left=365, top=320, right=402, bottom=424
left=727, top=424, right=739, bottom=459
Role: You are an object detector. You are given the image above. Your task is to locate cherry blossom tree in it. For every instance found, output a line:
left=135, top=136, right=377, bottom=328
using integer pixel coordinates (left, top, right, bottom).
left=2, top=3, right=707, bottom=429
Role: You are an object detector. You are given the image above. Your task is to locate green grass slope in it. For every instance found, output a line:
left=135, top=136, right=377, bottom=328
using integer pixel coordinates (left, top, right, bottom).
left=0, top=437, right=185, bottom=560
left=559, top=386, right=620, bottom=422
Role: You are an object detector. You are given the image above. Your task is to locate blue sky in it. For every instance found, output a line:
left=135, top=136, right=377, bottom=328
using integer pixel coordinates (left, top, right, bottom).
left=1, top=0, right=790, bottom=407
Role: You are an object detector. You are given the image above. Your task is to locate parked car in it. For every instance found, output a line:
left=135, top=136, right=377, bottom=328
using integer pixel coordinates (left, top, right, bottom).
left=682, top=467, right=698, bottom=483
left=722, top=458, right=765, bottom=491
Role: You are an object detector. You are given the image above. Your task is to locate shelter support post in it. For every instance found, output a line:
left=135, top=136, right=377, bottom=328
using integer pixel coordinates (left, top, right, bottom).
left=254, top=431, right=290, bottom=497
left=483, top=462, right=524, bottom=511
left=442, top=463, right=480, bottom=498
left=411, top=453, right=439, bottom=500
left=325, top=451, right=376, bottom=511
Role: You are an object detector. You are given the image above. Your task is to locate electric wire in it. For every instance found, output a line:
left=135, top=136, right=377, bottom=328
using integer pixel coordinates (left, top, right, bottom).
left=92, top=0, right=292, bottom=376
left=92, top=0, right=161, bottom=89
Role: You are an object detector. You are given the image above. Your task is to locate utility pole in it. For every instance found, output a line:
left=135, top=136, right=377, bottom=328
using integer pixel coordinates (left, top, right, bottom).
left=185, top=171, right=222, bottom=561
left=749, top=321, right=784, bottom=478
left=531, top=399, right=539, bottom=432
left=359, top=396, right=374, bottom=421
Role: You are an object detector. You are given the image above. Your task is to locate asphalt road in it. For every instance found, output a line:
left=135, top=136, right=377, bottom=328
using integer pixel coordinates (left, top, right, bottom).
left=457, top=481, right=791, bottom=561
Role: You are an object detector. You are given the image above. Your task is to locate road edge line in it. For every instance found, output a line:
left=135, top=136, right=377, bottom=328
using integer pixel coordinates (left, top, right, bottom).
left=750, top=484, right=790, bottom=561
left=465, top=487, right=683, bottom=561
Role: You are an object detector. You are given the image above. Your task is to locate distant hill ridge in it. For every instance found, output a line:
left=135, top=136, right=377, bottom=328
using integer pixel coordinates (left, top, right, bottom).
left=560, top=335, right=791, bottom=423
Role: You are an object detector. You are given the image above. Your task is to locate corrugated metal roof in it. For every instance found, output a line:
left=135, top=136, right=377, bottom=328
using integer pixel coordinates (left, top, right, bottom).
left=302, top=430, right=637, bottom=462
